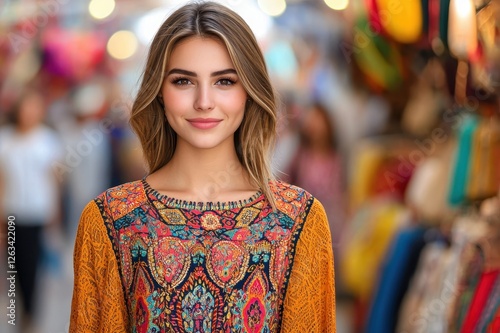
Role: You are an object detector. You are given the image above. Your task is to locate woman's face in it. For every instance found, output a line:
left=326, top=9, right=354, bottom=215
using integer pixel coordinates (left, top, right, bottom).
left=161, top=36, right=247, bottom=151
left=303, top=106, right=330, bottom=146
left=17, top=91, right=45, bottom=130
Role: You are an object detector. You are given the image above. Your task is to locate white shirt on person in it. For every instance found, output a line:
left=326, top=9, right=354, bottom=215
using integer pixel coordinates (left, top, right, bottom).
left=0, top=125, right=63, bottom=224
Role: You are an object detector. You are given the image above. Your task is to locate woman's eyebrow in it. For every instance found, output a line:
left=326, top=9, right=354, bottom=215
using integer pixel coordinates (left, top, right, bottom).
left=211, top=69, right=237, bottom=77
left=166, top=68, right=237, bottom=77
left=167, top=68, right=196, bottom=76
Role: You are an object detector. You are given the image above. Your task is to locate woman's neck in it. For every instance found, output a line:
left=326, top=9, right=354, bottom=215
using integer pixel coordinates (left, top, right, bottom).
left=147, top=140, right=257, bottom=202
left=16, top=123, right=38, bottom=134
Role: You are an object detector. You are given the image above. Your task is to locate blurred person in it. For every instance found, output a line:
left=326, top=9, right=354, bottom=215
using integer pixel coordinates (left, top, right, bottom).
left=0, top=88, right=63, bottom=332
left=58, top=83, right=112, bottom=240
left=285, top=102, right=345, bottom=250
left=271, top=92, right=302, bottom=176
left=69, top=2, right=336, bottom=332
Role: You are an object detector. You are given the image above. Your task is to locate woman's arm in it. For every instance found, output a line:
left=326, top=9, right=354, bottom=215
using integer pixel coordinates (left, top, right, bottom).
left=69, top=201, right=129, bottom=332
left=281, top=198, right=336, bottom=333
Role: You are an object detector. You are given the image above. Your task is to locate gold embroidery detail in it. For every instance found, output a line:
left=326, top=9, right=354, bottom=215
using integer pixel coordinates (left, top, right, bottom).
left=201, top=212, right=222, bottom=230
left=235, top=207, right=260, bottom=228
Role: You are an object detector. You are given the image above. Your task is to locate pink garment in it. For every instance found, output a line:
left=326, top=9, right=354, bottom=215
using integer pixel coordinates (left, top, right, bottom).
left=288, top=148, right=344, bottom=248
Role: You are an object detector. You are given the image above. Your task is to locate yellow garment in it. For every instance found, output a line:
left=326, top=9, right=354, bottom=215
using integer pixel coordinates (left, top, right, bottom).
left=341, top=199, right=406, bottom=300
left=70, top=200, right=129, bottom=331
left=349, top=142, right=385, bottom=211
left=281, top=200, right=336, bottom=332
left=376, top=0, right=423, bottom=43
left=70, top=186, right=336, bottom=332
left=468, top=118, right=500, bottom=200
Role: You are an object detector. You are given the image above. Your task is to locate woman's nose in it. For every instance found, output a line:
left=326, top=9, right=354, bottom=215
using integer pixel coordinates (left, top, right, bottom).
left=194, top=85, right=215, bottom=111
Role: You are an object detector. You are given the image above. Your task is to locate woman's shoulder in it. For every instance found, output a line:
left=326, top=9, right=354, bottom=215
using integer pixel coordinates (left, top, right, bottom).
left=90, top=179, right=149, bottom=219
left=269, top=179, right=313, bottom=200
left=269, top=179, right=321, bottom=218
left=97, top=179, right=145, bottom=197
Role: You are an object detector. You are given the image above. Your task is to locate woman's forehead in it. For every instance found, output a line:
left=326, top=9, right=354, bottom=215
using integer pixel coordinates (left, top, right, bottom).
left=166, top=37, right=235, bottom=73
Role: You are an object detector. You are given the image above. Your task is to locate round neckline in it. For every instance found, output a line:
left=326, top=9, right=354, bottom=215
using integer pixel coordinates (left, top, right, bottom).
left=141, top=178, right=263, bottom=211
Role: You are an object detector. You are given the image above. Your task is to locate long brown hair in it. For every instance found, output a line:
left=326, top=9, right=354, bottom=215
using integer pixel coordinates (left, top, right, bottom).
left=129, top=1, right=278, bottom=205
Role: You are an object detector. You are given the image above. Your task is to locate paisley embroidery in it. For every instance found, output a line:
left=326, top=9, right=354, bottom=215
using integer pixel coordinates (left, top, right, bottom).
left=270, top=243, right=288, bottom=291
left=206, top=241, right=249, bottom=288
left=97, top=180, right=312, bottom=332
left=243, top=268, right=269, bottom=333
left=148, top=237, right=191, bottom=288
left=131, top=265, right=159, bottom=333
left=121, top=235, right=148, bottom=290
left=171, top=267, right=224, bottom=333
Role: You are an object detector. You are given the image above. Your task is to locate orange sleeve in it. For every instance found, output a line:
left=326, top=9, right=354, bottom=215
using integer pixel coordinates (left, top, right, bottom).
left=69, top=200, right=129, bottom=332
left=281, top=198, right=336, bottom=333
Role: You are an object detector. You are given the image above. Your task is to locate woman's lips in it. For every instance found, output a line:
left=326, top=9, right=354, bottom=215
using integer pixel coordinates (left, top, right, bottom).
left=187, top=118, right=222, bottom=129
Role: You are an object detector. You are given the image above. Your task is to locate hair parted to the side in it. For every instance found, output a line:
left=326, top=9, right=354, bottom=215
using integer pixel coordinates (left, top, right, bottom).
left=129, top=1, right=278, bottom=207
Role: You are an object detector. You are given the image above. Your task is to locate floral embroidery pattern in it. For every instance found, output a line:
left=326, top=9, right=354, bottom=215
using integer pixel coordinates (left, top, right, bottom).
left=96, top=180, right=312, bottom=332
left=200, top=212, right=222, bottom=230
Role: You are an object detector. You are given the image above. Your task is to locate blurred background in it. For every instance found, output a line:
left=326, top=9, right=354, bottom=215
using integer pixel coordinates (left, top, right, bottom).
left=1, top=0, right=500, bottom=332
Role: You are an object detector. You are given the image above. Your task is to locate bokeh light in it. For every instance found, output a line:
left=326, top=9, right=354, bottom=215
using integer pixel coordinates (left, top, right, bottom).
left=107, top=30, right=138, bottom=60
left=258, top=0, right=286, bottom=17
left=89, top=0, right=115, bottom=20
left=324, top=0, right=349, bottom=11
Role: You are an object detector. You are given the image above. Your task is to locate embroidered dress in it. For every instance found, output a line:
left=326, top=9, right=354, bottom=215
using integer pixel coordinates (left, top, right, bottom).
left=70, top=179, right=336, bottom=333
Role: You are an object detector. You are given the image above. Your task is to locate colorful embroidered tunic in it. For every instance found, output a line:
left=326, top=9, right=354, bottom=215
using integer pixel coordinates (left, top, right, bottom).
left=69, top=179, right=336, bottom=332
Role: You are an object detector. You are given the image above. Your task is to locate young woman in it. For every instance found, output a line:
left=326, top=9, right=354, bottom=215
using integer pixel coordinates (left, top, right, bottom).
left=286, top=102, right=345, bottom=251
left=0, top=89, right=63, bottom=332
left=69, top=2, right=336, bottom=332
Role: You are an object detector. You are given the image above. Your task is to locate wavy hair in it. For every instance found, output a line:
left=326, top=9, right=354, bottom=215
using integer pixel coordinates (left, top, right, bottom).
left=129, top=1, right=278, bottom=206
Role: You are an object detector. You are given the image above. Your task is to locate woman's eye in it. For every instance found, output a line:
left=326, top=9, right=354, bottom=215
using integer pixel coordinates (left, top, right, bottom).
left=172, top=78, right=191, bottom=85
left=216, top=78, right=236, bottom=86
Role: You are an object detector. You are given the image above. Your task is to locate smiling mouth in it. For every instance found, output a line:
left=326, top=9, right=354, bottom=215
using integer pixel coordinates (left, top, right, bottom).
left=187, top=118, right=222, bottom=129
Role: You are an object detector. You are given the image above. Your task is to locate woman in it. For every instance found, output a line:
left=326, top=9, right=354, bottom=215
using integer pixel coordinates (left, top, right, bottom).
left=69, top=2, right=335, bottom=332
left=0, top=88, right=63, bottom=332
left=286, top=102, right=345, bottom=251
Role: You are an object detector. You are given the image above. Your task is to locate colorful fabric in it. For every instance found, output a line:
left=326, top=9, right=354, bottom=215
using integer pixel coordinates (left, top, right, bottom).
left=449, top=242, right=500, bottom=333
left=341, top=198, right=406, bottom=301
left=364, top=225, right=427, bottom=333
left=467, top=118, right=500, bottom=201
left=70, top=180, right=336, bottom=332
left=472, top=269, right=500, bottom=333
left=448, top=114, right=479, bottom=206
left=460, top=269, right=500, bottom=333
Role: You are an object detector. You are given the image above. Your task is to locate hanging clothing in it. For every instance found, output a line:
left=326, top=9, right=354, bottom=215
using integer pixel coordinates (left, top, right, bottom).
left=449, top=220, right=500, bottom=333
left=460, top=269, right=500, bottom=333
left=341, top=197, right=408, bottom=301
left=364, top=225, right=427, bottom=333
left=448, top=114, right=479, bottom=206
left=69, top=179, right=336, bottom=332
left=467, top=117, right=500, bottom=202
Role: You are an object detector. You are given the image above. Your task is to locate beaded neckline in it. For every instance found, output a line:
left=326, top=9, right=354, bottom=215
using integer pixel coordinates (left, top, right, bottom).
left=141, top=178, right=264, bottom=211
